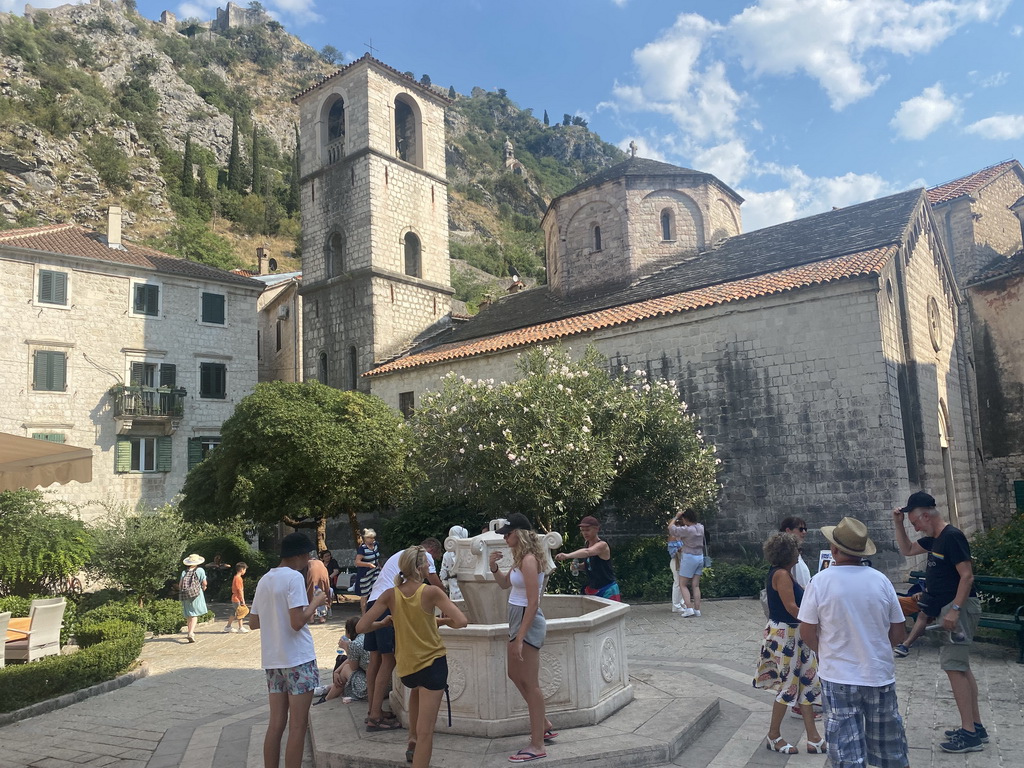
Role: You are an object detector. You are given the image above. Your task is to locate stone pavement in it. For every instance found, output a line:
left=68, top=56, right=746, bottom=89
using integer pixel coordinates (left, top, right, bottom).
left=1, top=598, right=1021, bottom=767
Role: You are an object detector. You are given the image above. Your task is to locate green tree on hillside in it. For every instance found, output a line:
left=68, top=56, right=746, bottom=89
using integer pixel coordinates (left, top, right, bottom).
left=543, top=109, right=549, bottom=126
left=180, top=134, right=195, bottom=197
left=227, top=114, right=243, bottom=192
left=180, top=382, right=412, bottom=549
left=250, top=122, right=261, bottom=195
left=320, top=45, right=341, bottom=65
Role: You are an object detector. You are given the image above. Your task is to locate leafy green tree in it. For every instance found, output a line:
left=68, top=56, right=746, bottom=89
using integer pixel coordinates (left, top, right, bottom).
left=160, top=215, right=240, bottom=270
left=319, top=45, right=342, bottom=65
left=227, top=113, right=243, bottom=193
left=563, top=113, right=572, bottom=126
left=180, top=134, right=195, bottom=197
left=420, top=73, right=432, bottom=87
left=180, top=382, right=412, bottom=550
left=408, top=346, right=719, bottom=533
left=87, top=503, right=188, bottom=603
left=448, top=85, right=457, bottom=99
left=83, top=134, right=132, bottom=191
left=0, top=490, right=92, bottom=597
left=250, top=122, right=261, bottom=195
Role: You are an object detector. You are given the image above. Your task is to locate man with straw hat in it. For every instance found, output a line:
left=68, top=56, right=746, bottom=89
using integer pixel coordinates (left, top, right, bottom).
left=798, top=517, right=910, bottom=768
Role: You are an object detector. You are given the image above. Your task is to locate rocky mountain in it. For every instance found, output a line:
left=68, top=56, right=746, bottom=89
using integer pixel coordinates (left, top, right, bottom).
left=0, top=0, right=624, bottom=289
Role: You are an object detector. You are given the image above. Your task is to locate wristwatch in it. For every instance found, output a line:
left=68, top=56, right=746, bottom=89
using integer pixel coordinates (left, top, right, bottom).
left=951, top=603, right=961, bottom=611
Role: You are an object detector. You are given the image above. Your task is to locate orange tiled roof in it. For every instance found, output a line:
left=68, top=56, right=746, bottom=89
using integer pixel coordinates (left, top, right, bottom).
left=367, top=245, right=895, bottom=377
left=0, top=223, right=261, bottom=288
left=927, top=160, right=1019, bottom=205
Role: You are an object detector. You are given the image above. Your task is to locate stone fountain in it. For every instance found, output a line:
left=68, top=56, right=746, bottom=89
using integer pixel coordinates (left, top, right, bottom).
left=387, top=519, right=633, bottom=737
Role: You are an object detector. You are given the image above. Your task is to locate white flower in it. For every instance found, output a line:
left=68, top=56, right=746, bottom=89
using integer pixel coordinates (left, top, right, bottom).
left=459, top=448, right=465, bottom=454
left=507, top=453, right=517, bottom=461
left=582, top=426, right=590, bottom=433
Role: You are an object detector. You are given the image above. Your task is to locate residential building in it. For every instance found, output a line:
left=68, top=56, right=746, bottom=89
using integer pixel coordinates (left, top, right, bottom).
left=0, top=207, right=262, bottom=519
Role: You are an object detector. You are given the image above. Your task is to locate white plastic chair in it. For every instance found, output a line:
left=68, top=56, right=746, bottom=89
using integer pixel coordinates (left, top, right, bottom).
left=0, top=611, right=10, bottom=668
left=6, top=599, right=65, bottom=663
left=29, top=597, right=65, bottom=609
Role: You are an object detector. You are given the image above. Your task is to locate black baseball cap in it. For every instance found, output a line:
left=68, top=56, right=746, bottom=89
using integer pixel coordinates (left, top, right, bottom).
left=495, top=513, right=533, bottom=535
left=280, top=532, right=314, bottom=558
left=900, top=491, right=936, bottom=514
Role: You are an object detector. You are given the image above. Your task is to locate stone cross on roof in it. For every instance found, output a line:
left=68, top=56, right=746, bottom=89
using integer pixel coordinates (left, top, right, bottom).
left=629, top=140, right=638, bottom=158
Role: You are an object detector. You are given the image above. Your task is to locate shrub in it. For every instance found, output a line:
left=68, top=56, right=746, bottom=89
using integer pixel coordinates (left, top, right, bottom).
left=74, top=618, right=137, bottom=648
left=77, top=588, right=129, bottom=614
left=78, top=597, right=213, bottom=635
left=145, top=599, right=190, bottom=635
left=78, top=601, right=148, bottom=629
left=701, top=562, right=768, bottom=599
left=971, top=514, right=1024, bottom=612
left=83, top=134, right=132, bottom=191
left=0, top=489, right=93, bottom=597
left=0, top=621, right=144, bottom=713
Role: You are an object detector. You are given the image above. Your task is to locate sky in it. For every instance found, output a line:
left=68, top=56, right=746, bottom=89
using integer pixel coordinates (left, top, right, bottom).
left=6, top=0, right=1023, bottom=232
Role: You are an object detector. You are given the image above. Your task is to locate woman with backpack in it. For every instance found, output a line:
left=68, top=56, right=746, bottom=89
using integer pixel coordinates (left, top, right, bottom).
left=180, top=553, right=208, bottom=643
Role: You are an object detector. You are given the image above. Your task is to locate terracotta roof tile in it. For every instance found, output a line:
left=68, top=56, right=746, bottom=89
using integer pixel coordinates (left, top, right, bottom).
left=367, top=245, right=895, bottom=377
left=927, top=160, right=1019, bottom=205
left=0, top=223, right=262, bottom=289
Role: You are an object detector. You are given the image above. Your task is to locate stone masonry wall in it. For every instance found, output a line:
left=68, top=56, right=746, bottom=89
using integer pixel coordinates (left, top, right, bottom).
left=0, top=248, right=259, bottom=521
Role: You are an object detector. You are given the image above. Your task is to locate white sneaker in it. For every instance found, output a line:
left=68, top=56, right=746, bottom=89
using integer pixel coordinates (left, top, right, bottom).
left=313, top=686, right=328, bottom=698
left=671, top=605, right=684, bottom=613
left=239, top=626, right=250, bottom=633
left=693, top=610, right=701, bottom=617
left=680, top=608, right=695, bottom=618
left=224, top=625, right=235, bottom=633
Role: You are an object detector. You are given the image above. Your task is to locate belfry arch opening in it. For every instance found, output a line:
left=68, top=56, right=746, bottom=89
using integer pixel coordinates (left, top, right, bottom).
left=404, top=232, right=422, bottom=277
left=323, top=96, right=345, bottom=165
left=394, top=95, right=422, bottom=167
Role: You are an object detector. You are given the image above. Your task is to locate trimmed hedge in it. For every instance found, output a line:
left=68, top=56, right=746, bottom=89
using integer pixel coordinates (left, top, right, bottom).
left=78, top=598, right=214, bottom=635
left=0, top=619, right=144, bottom=713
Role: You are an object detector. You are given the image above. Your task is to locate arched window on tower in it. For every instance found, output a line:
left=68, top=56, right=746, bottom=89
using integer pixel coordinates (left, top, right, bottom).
left=661, top=208, right=675, bottom=241
left=347, top=346, right=358, bottom=391
left=318, top=352, right=328, bottom=385
left=394, top=96, right=420, bottom=166
left=404, top=232, right=421, bottom=277
left=326, top=233, right=344, bottom=278
left=593, top=224, right=602, bottom=252
left=326, top=98, right=345, bottom=165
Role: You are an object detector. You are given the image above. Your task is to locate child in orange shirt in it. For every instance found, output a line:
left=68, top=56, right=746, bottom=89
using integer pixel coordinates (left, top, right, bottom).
left=224, top=562, right=250, bottom=633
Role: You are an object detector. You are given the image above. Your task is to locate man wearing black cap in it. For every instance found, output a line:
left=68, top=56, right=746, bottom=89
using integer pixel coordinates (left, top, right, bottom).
left=249, top=532, right=329, bottom=768
left=893, top=491, right=984, bottom=754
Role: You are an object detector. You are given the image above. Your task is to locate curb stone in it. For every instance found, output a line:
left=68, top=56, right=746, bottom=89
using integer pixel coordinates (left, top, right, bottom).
left=0, top=660, right=150, bottom=727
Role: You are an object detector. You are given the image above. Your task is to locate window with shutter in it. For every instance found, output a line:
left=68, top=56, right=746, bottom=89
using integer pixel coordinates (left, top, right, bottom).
left=156, top=436, right=172, bottom=472
left=32, top=432, right=66, bottom=443
left=188, top=436, right=220, bottom=470
left=133, top=284, right=160, bottom=316
left=202, top=292, right=226, bottom=324
left=38, top=270, right=68, bottom=305
left=33, top=351, right=67, bottom=391
left=160, top=364, right=176, bottom=388
left=115, top=438, right=132, bottom=473
left=199, top=362, right=227, bottom=399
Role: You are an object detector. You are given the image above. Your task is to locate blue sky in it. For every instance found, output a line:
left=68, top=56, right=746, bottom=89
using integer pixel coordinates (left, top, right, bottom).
left=9, top=0, right=1024, bottom=231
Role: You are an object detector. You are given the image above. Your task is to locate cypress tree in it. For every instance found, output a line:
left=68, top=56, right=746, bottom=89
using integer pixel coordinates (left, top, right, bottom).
left=543, top=110, right=549, bottom=126
left=251, top=122, right=261, bottom=195
left=448, top=85, right=457, bottom=99
left=227, top=114, right=242, bottom=192
left=180, top=134, right=195, bottom=197
left=287, top=124, right=300, bottom=215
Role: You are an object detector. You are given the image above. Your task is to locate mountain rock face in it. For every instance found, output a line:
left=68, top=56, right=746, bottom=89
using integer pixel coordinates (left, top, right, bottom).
left=0, top=0, right=624, bottom=285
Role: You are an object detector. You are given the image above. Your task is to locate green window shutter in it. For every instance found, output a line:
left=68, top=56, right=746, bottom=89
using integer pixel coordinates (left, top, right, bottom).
left=130, top=362, right=145, bottom=385
left=160, top=364, right=177, bottom=388
left=115, top=438, right=132, bottom=473
left=134, top=284, right=159, bottom=315
left=1015, top=480, right=1024, bottom=513
left=38, top=270, right=68, bottom=304
left=200, top=363, right=226, bottom=399
left=202, top=293, right=225, bottom=324
left=187, top=437, right=205, bottom=470
left=156, top=436, right=172, bottom=472
left=33, top=351, right=66, bottom=391
left=31, top=432, right=65, bottom=443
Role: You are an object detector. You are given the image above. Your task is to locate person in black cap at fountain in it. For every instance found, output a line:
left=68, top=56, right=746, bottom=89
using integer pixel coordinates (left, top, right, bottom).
left=893, top=491, right=985, bottom=754
left=554, top=515, right=620, bottom=601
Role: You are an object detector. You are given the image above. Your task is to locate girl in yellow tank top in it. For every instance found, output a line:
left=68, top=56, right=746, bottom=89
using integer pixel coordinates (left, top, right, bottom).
left=357, top=546, right=467, bottom=768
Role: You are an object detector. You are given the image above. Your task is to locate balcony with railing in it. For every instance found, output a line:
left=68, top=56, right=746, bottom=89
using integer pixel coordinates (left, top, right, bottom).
left=111, top=385, right=186, bottom=433
left=326, top=138, right=345, bottom=165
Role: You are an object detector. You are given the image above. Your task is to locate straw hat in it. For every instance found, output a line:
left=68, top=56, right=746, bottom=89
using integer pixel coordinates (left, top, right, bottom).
left=820, top=517, right=876, bottom=557
left=182, top=553, right=205, bottom=567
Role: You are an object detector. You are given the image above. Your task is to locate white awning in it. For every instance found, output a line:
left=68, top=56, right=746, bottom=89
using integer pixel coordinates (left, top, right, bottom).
left=0, top=433, right=93, bottom=492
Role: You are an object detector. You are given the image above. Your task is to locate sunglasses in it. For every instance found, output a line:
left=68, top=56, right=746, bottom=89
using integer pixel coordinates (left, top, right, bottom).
left=798, top=527, right=808, bottom=532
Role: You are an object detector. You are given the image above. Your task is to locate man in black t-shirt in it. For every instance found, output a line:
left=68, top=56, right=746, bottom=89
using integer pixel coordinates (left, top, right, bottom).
left=894, top=491, right=985, bottom=754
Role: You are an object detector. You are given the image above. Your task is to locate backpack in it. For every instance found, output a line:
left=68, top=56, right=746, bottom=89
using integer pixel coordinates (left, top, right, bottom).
left=181, top=569, right=202, bottom=600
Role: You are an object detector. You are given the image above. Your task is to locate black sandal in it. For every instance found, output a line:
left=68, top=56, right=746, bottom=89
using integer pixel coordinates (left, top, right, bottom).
left=406, top=743, right=416, bottom=763
left=366, top=717, right=402, bottom=732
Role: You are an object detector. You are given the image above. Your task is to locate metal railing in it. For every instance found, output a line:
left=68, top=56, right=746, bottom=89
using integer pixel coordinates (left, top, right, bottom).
left=111, top=385, right=186, bottom=419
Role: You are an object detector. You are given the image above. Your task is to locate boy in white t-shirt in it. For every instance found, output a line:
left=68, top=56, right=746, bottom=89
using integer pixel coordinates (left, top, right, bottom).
left=249, top=533, right=328, bottom=768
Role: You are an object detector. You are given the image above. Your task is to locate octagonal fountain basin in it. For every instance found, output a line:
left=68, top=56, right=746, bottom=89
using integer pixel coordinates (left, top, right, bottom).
left=388, top=591, right=633, bottom=738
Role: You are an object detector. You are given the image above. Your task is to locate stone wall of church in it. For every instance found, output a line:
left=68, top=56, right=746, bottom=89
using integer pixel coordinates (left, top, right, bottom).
left=371, top=276, right=451, bottom=364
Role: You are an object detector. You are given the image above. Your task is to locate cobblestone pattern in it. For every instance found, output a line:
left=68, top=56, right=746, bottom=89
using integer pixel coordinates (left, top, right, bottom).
left=1, top=599, right=1020, bottom=767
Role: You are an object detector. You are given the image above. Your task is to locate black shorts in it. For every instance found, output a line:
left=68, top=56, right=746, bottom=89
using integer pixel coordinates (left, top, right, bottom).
left=915, top=592, right=943, bottom=618
left=362, top=600, right=395, bottom=654
left=400, top=655, right=448, bottom=691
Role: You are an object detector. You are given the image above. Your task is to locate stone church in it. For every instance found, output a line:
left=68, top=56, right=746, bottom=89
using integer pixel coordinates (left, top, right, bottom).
left=294, top=55, right=1022, bottom=564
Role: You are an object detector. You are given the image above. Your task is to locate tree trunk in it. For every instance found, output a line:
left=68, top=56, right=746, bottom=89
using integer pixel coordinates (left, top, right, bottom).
left=316, top=515, right=327, bottom=553
left=345, top=504, right=362, bottom=548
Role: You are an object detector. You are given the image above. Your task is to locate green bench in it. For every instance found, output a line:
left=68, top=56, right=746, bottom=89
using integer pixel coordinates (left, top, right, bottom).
left=907, top=570, right=1024, bottom=664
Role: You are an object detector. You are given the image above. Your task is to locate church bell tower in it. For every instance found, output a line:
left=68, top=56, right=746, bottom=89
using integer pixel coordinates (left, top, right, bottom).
left=293, top=55, right=452, bottom=391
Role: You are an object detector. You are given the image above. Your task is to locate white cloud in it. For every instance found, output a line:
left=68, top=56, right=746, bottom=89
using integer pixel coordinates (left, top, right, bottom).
left=610, top=14, right=741, bottom=142
left=965, top=114, right=1024, bottom=139
left=728, top=0, right=1010, bottom=109
left=890, top=83, right=959, bottom=140
left=974, top=71, right=1010, bottom=88
left=0, top=0, right=86, bottom=12
left=618, top=136, right=666, bottom=162
left=738, top=166, right=901, bottom=231
left=691, top=140, right=753, bottom=188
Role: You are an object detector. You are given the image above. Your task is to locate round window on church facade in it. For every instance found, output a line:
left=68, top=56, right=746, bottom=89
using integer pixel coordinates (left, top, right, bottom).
left=927, top=296, right=943, bottom=351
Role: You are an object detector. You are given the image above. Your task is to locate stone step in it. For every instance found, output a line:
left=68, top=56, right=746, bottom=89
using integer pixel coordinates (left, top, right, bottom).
left=310, top=695, right=719, bottom=767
